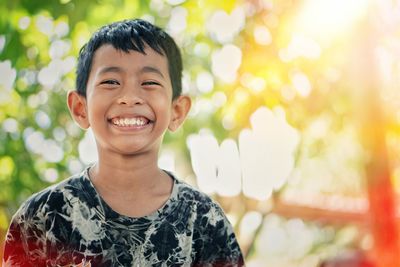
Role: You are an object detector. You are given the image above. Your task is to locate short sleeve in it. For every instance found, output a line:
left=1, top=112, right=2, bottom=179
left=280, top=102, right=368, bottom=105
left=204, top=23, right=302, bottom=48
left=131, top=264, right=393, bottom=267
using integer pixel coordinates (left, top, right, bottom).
left=195, top=202, right=245, bottom=267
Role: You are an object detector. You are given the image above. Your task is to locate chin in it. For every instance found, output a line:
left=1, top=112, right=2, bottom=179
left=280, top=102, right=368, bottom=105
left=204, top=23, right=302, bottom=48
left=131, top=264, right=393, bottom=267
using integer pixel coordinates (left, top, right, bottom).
left=114, top=145, right=156, bottom=156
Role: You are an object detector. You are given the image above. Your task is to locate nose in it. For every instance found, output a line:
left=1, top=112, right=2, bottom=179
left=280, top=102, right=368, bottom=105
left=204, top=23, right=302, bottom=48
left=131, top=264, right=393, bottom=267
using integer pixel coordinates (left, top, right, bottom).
left=117, top=86, right=144, bottom=106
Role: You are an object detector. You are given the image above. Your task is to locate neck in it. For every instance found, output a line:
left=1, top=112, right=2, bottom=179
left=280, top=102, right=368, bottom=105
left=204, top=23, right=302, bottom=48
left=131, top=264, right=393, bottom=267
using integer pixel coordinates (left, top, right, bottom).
left=88, top=150, right=174, bottom=217
left=90, top=149, right=166, bottom=194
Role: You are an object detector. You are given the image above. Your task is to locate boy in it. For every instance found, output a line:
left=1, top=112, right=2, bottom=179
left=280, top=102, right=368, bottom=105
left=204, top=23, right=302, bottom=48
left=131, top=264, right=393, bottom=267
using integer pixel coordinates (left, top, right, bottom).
left=2, top=19, right=244, bottom=266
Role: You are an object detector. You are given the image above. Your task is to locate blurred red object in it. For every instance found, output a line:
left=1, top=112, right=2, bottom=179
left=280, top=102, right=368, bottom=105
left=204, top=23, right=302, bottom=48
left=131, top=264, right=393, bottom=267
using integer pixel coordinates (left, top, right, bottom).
left=319, top=251, right=375, bottom=267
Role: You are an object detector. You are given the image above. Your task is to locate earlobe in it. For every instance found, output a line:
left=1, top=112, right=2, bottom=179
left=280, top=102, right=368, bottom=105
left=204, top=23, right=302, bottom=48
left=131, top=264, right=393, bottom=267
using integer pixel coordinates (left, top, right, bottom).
left=67, top=91, right=90, bottom=129
left=168, top=95, right=191, bottom=132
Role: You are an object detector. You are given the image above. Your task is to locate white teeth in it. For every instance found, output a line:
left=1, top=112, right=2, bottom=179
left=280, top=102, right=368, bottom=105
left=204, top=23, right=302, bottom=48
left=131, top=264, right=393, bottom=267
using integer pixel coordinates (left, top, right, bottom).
left=112, top=117, right=147, bottom=127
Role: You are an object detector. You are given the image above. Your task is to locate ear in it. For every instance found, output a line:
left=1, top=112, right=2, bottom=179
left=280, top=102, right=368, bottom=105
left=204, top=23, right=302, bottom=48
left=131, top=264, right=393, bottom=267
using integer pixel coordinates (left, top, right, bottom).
left=168, top=95, right=191, bottom=132
left=67, top=91, right=90, bottom=129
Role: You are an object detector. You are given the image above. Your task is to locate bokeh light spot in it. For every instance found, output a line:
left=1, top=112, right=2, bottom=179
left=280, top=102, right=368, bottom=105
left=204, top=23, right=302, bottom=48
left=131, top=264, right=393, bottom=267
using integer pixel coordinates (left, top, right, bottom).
left=0, top=60, right=17, bottom=91
left=42, top=140, right=64, bottom=163
left=167, top=6, right=187, bottom=35
left=2, top=118, right=18, bottom=133
left=254, top=25, right=272, bottom=45
left=196, top=71, right=214, bottom=93
left=291, top=72, right=312, bottom=97
left=35, top=110, right=51, bottom=129
left=35, top=15, right=54, bottom=36
left=43, top=168, right=59, bottom=183
left=211, top=44, right=242, bottom=83
left=207, top=8, right=245, bottom=43
left=78, top=129, right=98, bottom=164
left=0, top=35, right=5, bottom=53
left=18, top=17, right=31, bottom=30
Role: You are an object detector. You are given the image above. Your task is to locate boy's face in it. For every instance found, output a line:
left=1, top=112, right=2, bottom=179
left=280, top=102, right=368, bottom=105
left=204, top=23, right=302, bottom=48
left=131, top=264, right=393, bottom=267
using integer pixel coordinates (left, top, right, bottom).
left=68, top=44, right=190, bottom=157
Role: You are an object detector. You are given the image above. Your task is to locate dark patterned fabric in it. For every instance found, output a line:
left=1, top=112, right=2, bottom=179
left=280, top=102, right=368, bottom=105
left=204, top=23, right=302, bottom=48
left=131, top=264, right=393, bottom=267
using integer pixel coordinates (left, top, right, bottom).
left=3, top=167, right=244, bottom=267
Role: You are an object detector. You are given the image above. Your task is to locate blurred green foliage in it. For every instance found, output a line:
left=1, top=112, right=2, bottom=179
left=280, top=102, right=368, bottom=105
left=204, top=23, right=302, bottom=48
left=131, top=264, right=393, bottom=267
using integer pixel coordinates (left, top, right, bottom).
left=0, top=0, right=252, bottom=261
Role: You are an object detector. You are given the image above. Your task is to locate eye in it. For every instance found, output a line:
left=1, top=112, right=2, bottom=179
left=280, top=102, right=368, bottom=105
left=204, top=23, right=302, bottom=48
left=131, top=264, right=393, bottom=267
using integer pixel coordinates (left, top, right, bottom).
left=142, top=81, right=161, bottom=86
left=100, top=79, right=120, bottom=85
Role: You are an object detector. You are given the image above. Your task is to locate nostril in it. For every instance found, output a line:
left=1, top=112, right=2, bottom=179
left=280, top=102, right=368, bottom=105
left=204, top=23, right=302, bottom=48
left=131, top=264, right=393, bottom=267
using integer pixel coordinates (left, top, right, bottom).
left=117, top=96, right=144, bottom=105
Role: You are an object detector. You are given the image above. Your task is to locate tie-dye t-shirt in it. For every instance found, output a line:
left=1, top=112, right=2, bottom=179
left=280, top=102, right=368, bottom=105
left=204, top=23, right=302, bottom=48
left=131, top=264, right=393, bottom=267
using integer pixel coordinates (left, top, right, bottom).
left=3, top=167, right=244, bottom=266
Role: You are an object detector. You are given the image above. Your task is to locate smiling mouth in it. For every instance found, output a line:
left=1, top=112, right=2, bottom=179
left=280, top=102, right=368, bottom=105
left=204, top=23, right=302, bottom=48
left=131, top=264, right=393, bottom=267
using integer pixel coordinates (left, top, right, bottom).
left=110, top=117, right=151, bottom=127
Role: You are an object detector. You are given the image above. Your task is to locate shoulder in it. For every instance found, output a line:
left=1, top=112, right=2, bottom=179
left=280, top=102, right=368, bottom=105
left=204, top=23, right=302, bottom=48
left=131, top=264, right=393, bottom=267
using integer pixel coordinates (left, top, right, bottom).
left=3, top=169, right=92, bottom=266
left=171, top=177, right=245, bottom=265
left=172, top=177, right=229, bottom=227
left=12, top=169, right=88, bottom=222
left=175, top=178, right=223, bottom=211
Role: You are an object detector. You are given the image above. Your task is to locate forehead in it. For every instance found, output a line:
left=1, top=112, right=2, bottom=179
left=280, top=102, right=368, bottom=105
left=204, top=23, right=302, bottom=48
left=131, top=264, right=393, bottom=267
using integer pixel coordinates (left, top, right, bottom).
left=90, top=44, right=169, bottom=77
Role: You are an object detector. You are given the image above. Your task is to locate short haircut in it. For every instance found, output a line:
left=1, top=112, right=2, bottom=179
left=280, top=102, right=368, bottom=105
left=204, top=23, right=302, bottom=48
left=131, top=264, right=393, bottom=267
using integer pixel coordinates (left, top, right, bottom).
left=76, top=19, right=182, bottom=99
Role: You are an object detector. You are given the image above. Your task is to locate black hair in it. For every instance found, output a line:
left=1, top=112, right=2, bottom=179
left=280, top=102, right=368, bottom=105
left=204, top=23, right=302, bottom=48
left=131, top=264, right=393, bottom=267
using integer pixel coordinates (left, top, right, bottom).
left=76, top=19, right=182, bottom=99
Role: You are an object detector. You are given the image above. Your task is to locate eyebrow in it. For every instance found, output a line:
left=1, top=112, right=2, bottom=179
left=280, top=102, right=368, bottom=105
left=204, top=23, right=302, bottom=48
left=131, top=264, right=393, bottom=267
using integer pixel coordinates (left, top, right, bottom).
left=140, top=66, right=165, bottom=79
left=98, top=66, right=124, bottom=75
left=97, top=66, right=165, bottom=79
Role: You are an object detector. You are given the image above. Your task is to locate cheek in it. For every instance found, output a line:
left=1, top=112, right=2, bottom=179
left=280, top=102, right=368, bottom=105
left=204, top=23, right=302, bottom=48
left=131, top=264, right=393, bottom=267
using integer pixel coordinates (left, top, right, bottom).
left=152, top=90, right=172, bottom=108
left=87, top=98, right=107, bottom=121
left=155, top=104, right=173, bottom=126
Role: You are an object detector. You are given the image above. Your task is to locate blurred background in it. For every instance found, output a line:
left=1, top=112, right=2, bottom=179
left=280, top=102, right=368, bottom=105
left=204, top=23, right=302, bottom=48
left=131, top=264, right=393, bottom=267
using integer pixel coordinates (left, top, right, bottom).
left=1, top=0, right=400, bottom=266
